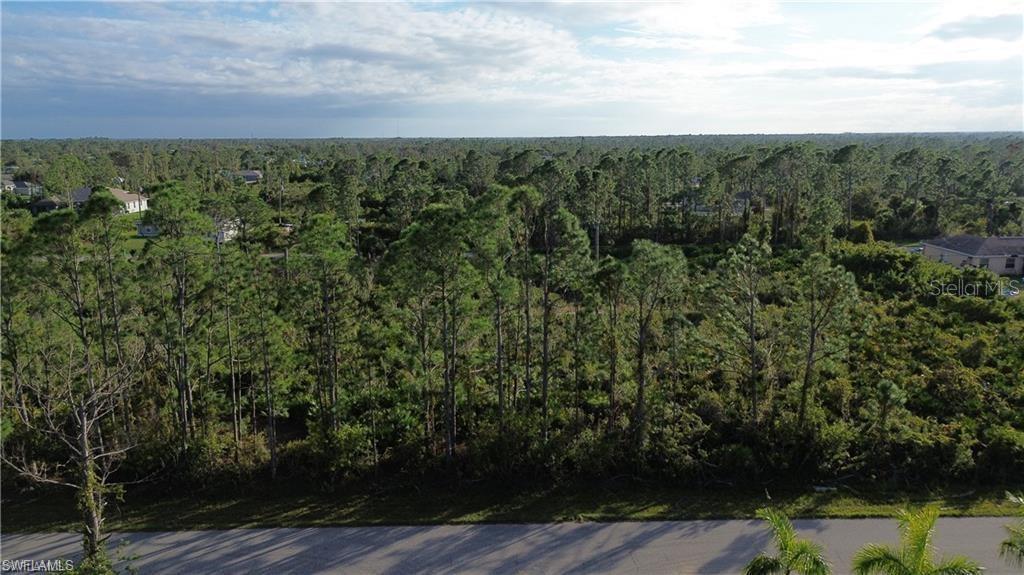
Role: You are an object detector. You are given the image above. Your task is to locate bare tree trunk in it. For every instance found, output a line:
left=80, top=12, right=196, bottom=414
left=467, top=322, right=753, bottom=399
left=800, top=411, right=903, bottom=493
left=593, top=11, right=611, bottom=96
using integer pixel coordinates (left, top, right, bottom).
left=449, top=296, right=458, bottom=461
left=633, top=317, right=649, bottom=449
left=254, top=278, right=277, bottom=479
left=573, top=303, right=582, bottom=429
left=441, top=284, right=454, bottom=463
left=175, top=272, right=192, bottom=450
left=67, top=255, right=112, bottom=568
left=746, top=279, right=760, bottom=427
left=607, top=300, right=619, bottom=430
left=370, top=363, right=380, bottom=479
left=798, top=329, right=817, bottom=433
left=495, top=294, right=505, bottom=428
left=226, top=307, right=240, bottom=453
left=78, top=405, right=104, bottom=563
left=324, top=277, right=339, bottom=433
left=260, top=330, right=276, bottom=479
left=541, top=243, right=552, bottom=441
left=250, top=370, right=257, bottom=440
left=522, top=275, right=533, bottom=407
left=798, top=291, right=819, bottom=433
left=845, top=171, right=853, bottom=233
left=103, top=248, right=133, bottom=436
left=416, top=302, right=434, bottom=456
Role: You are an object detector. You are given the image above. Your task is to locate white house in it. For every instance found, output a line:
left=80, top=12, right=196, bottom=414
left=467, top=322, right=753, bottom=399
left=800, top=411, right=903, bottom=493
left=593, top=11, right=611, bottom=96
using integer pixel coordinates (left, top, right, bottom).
left=61, top=186, right=148, bottom=213
left=108, top=188, right=148, bottom=214
left=211, top=219, right=239, bottom=245
left=922, top=235, right=1024, bottom=277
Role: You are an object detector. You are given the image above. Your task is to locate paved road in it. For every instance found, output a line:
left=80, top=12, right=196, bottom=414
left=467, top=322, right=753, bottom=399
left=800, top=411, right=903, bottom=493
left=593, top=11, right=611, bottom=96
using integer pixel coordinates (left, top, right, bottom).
left=1, top=518, right=1017, bottom=574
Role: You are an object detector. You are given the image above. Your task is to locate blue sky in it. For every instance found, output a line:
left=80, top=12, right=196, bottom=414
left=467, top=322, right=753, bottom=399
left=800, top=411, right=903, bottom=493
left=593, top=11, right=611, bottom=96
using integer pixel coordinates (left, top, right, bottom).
left=1, top=1, right=1021, bottom=138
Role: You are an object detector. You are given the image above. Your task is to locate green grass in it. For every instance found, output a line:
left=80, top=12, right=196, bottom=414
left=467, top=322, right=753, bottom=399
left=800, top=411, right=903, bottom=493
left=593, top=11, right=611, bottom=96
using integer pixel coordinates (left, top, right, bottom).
left=124, top=237, right=148, bottom=252
left=3, top=481, right=1019, bottom=533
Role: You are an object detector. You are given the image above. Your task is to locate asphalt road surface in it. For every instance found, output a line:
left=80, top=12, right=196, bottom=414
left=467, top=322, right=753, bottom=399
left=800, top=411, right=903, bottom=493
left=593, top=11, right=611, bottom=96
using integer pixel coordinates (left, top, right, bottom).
left=1, top=518, right=1017, bottom=574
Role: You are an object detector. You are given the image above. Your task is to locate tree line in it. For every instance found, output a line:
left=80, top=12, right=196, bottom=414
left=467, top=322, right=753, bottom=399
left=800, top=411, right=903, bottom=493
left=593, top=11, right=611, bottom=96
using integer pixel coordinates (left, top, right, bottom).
left=2, top=135, right=1023, bottom=571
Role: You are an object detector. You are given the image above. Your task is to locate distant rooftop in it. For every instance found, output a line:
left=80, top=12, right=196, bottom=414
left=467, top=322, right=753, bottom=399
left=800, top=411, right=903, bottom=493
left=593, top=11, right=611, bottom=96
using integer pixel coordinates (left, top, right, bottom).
left=68, top=186, right=146, bottom=204
left=923, top=235, right=1024, bottom=256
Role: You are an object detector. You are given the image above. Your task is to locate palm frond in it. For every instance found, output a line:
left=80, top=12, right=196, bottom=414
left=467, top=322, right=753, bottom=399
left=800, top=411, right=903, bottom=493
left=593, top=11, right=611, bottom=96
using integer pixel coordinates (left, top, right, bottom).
left=928, top=555, right=983, bottom=575
left=1001, top=520, right=1024, bottom=568
left=788, top=539, right=831, bottom=575
left=744, top=553, right=784, bottom=575
left=852, top=544, right=912, bottom=575
left=757, top=507, right=797, bottom=550
left=901, top=506, right=939, bottom=570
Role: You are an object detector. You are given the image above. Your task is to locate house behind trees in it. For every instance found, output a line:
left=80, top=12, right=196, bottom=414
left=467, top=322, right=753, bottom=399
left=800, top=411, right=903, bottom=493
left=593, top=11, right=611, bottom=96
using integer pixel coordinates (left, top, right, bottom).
left=30, top=186, right=148, bottom=214
left=236, top=169, right=263, bottom=184
left=10, top=180, right=43, bottom=197
left=922, top=235, right=1024, bottom=276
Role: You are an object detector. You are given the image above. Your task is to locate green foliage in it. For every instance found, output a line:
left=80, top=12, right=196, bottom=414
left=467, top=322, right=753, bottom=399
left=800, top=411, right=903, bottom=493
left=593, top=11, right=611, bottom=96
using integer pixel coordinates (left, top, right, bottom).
left=71, top=551, right=115, bottom=575
left=279, top=424, right=372, bottom=485
left=3, top=136, right=1024, bottom=559
left=1002, top=492, right=1024, bottom=569
left=44, top=154, right=87, bottom=198
left=981, top=425, right=1024, bottom=481
left=851, top=506, right=982, bottom=575
left=174, top=431, right=269, bottom=486
left=745, top=508, right=831, bottom=575
left=849, top=220, right=875, bottom=244
left=1004, top=522, right=1024, bottom=570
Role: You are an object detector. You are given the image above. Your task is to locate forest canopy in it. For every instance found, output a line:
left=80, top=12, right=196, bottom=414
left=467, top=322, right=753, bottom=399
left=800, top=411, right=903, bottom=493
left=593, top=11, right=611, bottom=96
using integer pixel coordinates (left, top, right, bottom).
left=2, top=134, right=1023, bottom=548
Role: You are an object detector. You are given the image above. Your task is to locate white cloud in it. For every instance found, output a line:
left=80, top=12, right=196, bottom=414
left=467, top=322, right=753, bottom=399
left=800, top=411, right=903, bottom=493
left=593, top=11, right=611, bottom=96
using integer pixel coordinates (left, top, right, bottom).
left=604, top=1, right=785, bottom=40
left=911, top=0, right=1024, bottom=35
left=1, top=1, right=1020, bottom=136
left=777, top=35, right=1021, bottom=79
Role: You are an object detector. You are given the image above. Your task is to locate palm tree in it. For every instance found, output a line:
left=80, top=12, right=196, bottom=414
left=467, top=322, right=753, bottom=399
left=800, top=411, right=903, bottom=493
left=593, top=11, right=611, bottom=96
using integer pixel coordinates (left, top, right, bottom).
left=852, top=505, right=982, bottom=575
left=1001, top=492, right=1024, bottom=569
left=744, top=508, right=831, bottom=575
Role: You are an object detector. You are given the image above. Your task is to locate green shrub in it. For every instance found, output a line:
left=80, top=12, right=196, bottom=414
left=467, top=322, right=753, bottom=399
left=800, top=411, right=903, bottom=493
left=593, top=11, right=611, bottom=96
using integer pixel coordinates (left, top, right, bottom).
left=849, top=220, right=875, bottom=244
left=981, top=425, right=1024, bottom=481
left=278, top=424, right=372, bottom=485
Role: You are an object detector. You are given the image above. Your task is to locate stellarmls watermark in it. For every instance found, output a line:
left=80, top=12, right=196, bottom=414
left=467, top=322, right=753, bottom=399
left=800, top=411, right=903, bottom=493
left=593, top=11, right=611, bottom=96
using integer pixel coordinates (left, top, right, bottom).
left=928, top=278, right=1022, bottom=297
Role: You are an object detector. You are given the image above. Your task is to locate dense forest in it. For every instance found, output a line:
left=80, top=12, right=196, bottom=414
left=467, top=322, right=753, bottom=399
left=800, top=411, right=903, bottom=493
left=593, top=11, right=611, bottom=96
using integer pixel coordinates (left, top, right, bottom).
left=2, top=134, right=1023, bottom=564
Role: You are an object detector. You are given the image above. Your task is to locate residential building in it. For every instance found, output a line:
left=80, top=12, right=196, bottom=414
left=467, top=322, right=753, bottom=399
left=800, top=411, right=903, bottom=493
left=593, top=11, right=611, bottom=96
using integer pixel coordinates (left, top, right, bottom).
left=29, top=196, right=66, bottom=214
left=921, top=235, right=1024, bottom=276
left=12, top=180, right=43, bottom=197
left=108, top=188, right=148, bottom=213
left=236, top=170, right=263, bottom=184
left=32, top=186, right=148, bottom=214
left=211, top=219, right=239, bottom=244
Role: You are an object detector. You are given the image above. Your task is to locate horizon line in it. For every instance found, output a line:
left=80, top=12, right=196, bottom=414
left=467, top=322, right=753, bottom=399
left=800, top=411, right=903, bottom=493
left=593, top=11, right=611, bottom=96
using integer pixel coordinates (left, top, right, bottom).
left=2, top=130, right=1022, bottom=142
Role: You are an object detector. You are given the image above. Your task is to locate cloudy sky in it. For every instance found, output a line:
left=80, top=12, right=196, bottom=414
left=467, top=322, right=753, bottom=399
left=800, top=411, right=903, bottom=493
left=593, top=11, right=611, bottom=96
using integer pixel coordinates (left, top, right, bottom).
left=2, top=1, right=1021, bottom=138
